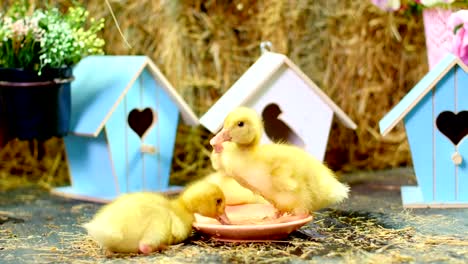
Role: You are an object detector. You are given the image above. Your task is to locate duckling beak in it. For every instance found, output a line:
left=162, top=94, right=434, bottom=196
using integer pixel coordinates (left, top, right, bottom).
left=216, top=212, right=231, bottom=225
left=210, top=128, right=231, bottom=153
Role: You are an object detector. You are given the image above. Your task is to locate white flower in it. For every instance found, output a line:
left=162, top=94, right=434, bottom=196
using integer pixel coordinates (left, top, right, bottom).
left=4, top=17, right=13, bottom=26
left=371, top=0, right=401, bottom=11
left=11, top=19, right=27, bottom=37
left=420, top=0, right=455, bottom=7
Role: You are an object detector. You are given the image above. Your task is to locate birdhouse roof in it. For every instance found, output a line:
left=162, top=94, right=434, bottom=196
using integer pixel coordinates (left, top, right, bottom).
left=379, top=53, right=468, bottom=137
left=199, top=51, right=357, bottom=133
left=69, top=55, right=199, bottom=137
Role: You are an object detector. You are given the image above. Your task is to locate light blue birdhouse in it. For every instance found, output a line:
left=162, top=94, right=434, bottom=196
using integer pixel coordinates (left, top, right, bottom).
left=379, top=53, right=468, bottom=208
left=51, top=56, right=199, bottom=203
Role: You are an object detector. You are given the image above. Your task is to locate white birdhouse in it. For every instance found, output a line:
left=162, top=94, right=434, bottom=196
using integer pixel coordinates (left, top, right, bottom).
left=200, top=50, right=357, bottom=162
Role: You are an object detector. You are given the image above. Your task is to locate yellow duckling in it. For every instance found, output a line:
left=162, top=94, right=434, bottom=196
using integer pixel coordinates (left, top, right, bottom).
left=83, top=181, right=230, bottom=254
left=203, top=171, right=268, bottom=205
left=210, top=106, right=349, bottom=217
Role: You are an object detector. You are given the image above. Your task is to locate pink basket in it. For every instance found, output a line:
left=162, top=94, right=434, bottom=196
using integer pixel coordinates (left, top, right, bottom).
left=423, top=9, right=454, bottom=70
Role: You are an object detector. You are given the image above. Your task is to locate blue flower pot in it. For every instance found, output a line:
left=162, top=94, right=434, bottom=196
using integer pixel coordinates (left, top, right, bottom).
left=0, top=67, right=74, bottom=144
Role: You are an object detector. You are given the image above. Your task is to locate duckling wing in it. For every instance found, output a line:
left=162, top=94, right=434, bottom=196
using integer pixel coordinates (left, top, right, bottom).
left=253, top=144, right=319, bottom=213
left=138, top=208, right=173, bottom=252
left=253, top=145, right=302, bottom=191
left=269, top=162, right=299, bottom=191
left=252, top=144, right=350, bottom=214
left=168, top=211, right=193, bottom=244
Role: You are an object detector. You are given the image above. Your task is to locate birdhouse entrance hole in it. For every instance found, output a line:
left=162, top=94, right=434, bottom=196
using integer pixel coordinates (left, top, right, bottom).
left=128, top=107, right=157, bottom=140
left=435, top=110, right=468, bottom=145
left=261, top=103, right=305, bottom=147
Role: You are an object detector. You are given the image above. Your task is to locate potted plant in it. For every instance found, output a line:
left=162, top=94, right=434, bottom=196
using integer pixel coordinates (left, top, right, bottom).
left=0, top=1, right=105, bottom=144
left=370, top=0, right=468, bottom=69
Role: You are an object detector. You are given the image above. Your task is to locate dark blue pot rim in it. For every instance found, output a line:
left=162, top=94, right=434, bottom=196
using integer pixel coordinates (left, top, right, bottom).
left=0, top=67, right=74, bottom=87
left=0, top=77, right=75, bottom=87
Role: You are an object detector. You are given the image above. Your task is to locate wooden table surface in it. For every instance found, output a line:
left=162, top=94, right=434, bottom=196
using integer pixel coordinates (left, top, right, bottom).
left=1, top=168, right=467, bottom=264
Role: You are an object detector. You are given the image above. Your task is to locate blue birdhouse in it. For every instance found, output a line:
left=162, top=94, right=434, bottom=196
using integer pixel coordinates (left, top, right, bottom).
left=379, top=53, right=468, bottom=208
left=51, top=56, right=199, bottom=203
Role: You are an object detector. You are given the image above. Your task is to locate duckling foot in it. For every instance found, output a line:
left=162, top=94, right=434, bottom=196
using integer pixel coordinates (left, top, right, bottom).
left=104, top=249, right=114, bottom=258
left=270, top=210, right=309, bottom=223
left=139, top=243, right=153, bottom=255
left=157, top=244, right=168, bottom=251
left=274, top=210, right=287, bottom=219
left=292, top=208, right=309, bottom=219
left=259, top=210, right=294, bottom=224
left=139, top=243, right=167, bottom=255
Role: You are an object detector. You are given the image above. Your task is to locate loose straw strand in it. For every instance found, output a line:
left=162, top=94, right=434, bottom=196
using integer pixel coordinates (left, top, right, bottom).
left=104, top=0, right=132, bottom=49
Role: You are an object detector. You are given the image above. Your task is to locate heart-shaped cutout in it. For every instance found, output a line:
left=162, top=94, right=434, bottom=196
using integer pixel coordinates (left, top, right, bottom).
left=128, top=108, right=157, bottom=139
left=261, top=103, right=305, bottom=147
left=435, top=111, right=468, bottom=145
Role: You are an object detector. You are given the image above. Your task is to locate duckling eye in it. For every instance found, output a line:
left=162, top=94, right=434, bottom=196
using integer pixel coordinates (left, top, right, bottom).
left=216, top=198, right=222, bottom=205
left=237, top=121, right=244, bottom=127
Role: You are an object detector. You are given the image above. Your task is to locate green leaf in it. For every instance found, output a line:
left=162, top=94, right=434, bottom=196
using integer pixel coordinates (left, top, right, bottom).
left=454, top=24, right=464, bottom=35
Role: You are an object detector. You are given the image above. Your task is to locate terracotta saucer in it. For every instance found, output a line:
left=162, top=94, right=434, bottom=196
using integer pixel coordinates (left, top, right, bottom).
left=193, top=203, right=313, bottom=242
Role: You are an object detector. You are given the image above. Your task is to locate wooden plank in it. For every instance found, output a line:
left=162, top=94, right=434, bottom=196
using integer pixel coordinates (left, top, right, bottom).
left=103, top=70, right=181, bottom=194
left=434, top=68, right=456, bottom=202
left=283, top=57, right=357, bottom=130
left=152, top=73, right=180, bottom=190
left=103, top=127, right=121, bottom=195
left=200, top=52, right=285, bottom=133
left=146, top=59, right=199, bottom=126
left=455, top=66, right=468, bottom=202
left=124, top=76, right=145, bottom=193
left=401, top=185, right=424, bottom=207
left=70, top=56, right=147, bottom=136
left=403, top=90, right=434, bottom=202
left=51, top=185, right=184, bottom=203
left=379, top=54, right=458, bottom=136
left=200, top=51, right=356, bottom=134
left=105, top=88, right=129, bottom=193
left=401, top=185, right=468, bottom=208
left=250, top=68, right=333, bottom=162
left=70, top=56, right=199, bottom=137
left=50, top=186, right=114, bottom=203
left=61, top=133, right=118, bottom=199
left=140, top=70, right=163, bottom=191
left=138, top=70, right=159, bottom=191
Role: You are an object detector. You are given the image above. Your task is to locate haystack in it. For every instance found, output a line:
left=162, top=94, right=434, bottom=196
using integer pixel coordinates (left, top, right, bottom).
left=0, top=0, right=427, bottom=188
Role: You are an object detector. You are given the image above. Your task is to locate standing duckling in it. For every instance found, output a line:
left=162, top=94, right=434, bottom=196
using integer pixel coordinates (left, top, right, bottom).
left=210, top=106, right=349, bottom=217
left=83, top=181, right=230, bottom=254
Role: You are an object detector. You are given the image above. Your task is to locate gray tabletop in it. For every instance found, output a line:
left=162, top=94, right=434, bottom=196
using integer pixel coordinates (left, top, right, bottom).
left=1, top=168, right=467, bottom=264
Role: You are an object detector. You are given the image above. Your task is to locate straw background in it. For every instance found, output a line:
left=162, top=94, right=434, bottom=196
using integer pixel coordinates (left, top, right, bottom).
left=0, top=0, right=428, bottom=188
